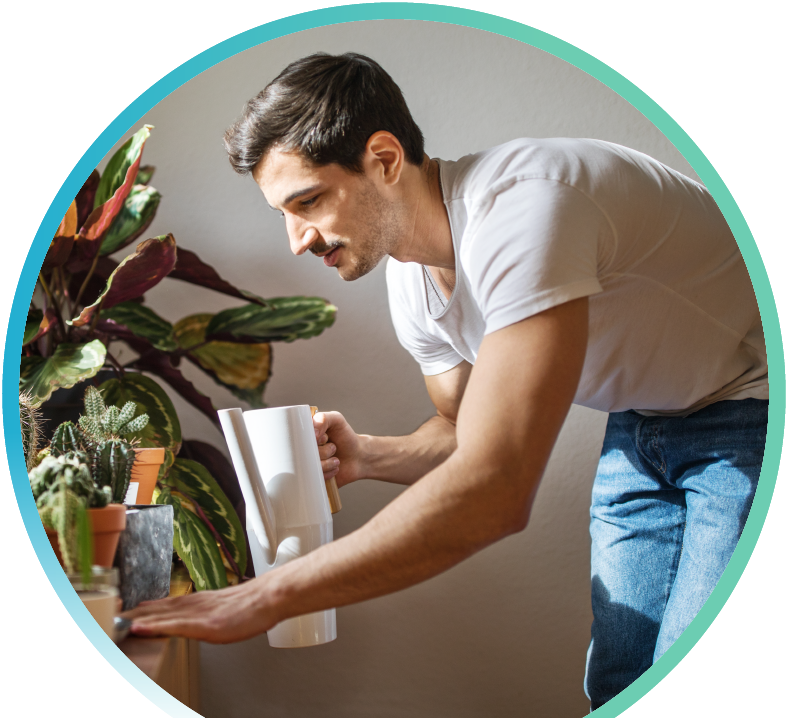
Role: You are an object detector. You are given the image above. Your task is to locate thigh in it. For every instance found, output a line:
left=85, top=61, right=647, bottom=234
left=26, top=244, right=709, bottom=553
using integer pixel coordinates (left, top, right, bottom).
left=654, top=399, right=767, bottom=659
left=585, top=412, right=686, bottom=708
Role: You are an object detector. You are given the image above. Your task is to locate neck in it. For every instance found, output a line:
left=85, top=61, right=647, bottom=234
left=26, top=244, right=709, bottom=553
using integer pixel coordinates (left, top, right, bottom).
left=390, top=156, right=454, bottom=269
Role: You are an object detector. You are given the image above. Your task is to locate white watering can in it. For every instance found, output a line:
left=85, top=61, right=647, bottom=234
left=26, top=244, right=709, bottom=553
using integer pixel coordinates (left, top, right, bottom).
left=218, top=404, right=341, bottom=648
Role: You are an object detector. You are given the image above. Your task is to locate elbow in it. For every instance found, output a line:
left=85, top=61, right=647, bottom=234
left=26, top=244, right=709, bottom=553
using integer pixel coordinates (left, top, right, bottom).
left=505, top=501, right=534, bottom=536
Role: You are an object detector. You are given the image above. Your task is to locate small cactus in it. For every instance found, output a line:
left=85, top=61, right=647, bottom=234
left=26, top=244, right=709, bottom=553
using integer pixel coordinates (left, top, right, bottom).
left=79, top=386, right=149, bottom=442
left=30, top=453, right=107, bottom=576
left=93, top=439, right=136, bottom=503
left=50, top=421, right=85, bottom=457
left=19, top=392, right=44, bottom=471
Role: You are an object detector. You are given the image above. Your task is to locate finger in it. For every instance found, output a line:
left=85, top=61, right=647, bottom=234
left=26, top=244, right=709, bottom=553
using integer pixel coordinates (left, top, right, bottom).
left=318, top=442, right=336, bottom=460
left=321, top=458, right=340, bottom=478
left=316, top=432, right=329, bottom=446
left=313, top=410, right=342, bottom=437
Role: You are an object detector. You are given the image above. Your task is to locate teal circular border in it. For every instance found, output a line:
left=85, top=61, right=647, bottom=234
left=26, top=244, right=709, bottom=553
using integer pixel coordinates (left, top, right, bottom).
left=5, top=4, right=783, bottom=716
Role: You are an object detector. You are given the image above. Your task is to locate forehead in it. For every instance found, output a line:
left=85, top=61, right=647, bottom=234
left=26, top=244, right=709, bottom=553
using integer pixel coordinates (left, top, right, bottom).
left=253, top=149, right=350, bottom=206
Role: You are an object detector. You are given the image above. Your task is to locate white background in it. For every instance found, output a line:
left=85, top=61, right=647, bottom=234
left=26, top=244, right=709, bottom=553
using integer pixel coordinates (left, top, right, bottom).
left=2, top=1, right=785, bottom=716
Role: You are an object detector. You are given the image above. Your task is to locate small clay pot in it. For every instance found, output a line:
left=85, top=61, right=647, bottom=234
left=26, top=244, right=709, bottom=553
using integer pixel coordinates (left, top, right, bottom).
left=128, top=447, right=166, bottom=504
left=46, top=504, right=128, bottom=568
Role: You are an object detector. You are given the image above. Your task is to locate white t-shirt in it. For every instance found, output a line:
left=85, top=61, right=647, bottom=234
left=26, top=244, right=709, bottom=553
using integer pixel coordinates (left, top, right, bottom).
left=386, top=138, right=767, bottom=415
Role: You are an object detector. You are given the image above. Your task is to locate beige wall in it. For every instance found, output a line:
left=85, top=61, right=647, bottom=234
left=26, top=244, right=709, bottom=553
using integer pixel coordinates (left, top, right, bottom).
left=102, top=20, right=698, bottom=717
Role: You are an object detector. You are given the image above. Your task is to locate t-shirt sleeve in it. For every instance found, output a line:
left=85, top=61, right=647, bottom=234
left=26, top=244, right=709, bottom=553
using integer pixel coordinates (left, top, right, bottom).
left=386, top=259, right=465, bottom=375
left=462, top=178, right=605, bottom=335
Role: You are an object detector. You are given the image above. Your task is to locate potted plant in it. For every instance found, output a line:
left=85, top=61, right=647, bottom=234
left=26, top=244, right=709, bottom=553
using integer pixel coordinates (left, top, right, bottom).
left=20, top=124, right=337, bottom=591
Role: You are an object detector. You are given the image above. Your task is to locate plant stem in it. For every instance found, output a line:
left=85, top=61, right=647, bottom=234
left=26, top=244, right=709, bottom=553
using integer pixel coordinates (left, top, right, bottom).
left=104, top=348, right=126, bottom=377
left=74, top=243, right=105, bottom=308
left=38, top=272, right=67, bottom=342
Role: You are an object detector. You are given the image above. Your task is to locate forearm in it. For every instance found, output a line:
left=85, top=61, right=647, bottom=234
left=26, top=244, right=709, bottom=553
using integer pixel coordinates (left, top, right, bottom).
left=262, top=447, right=532, bottom=625
left=358, top=414, right=457, bottom=485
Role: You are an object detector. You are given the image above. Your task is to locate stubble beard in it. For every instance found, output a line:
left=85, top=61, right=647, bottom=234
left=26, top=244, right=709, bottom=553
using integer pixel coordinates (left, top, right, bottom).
left=336, top=180, right=402, bottom=282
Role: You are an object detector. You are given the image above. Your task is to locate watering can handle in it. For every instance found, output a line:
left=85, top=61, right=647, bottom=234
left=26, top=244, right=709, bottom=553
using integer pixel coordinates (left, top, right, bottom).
left=311, top=406, right=342, bottom=514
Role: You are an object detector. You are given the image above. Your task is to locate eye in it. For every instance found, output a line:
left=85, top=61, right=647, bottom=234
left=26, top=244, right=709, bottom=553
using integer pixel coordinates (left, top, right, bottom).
left=300, top=195, right=318, bottom=208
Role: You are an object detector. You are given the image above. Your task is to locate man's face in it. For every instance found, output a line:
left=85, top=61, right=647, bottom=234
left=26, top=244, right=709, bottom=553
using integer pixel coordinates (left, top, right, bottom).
left=254, top=148, right=403, bottom=281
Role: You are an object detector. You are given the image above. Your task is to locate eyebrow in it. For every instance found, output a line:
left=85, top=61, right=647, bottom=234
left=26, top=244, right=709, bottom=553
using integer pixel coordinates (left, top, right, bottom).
left=268, top=185, right=321, bottom=212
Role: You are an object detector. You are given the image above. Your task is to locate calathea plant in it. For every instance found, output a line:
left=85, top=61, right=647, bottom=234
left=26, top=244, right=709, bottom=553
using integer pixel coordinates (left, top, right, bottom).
left=20, top=124, right=336, bottom=590
left=20, top=125, right=336, bottom=417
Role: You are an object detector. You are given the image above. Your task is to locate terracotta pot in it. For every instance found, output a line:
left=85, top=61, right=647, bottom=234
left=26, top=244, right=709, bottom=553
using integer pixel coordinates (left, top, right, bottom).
left=128, top=447, right=166, bottom=505
left=46, top=504, right=127, bottom=568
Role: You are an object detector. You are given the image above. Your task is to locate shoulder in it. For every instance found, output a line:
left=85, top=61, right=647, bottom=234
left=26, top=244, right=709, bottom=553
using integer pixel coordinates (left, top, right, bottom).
left=441, top=137, right=667, bottom=203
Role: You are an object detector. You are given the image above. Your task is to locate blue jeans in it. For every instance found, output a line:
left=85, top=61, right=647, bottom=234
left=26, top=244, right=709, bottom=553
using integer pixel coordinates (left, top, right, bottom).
left=584, top=399, right=768, bottom=710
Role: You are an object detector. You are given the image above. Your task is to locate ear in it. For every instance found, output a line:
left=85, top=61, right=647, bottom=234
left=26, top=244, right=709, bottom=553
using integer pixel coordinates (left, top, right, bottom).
left=363, top=131, right=405, bottom=186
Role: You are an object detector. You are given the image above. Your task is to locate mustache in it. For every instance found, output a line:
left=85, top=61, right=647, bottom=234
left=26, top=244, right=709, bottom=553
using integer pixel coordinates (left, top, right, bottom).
left=309, top=240, right=344, bottom=256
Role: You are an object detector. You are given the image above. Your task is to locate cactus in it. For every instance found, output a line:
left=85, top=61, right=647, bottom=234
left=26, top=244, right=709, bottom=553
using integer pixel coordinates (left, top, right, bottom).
left=50, top=421, right=85, bottom=457
left=30, top=453, right=108, bottom=577
left=78, top=385, right=149, bottom=442
left=93, top=439, right=136, bottom=503
left=19, top=392, right=44, bottom=471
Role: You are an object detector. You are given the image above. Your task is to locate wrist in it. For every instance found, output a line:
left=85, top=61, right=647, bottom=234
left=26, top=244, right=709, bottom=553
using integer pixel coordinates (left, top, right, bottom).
left=355, top=433, right=377, bottom=481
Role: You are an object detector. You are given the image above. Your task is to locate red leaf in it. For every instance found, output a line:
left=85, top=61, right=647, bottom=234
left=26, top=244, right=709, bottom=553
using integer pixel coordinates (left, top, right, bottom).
left=72, top=134, right=150, bottom=267
left=27, top=309, right=58, bottom=345
left=75, top=171, right=100, bottom=229
left=69, top=234, right=176, bottom=327
left=168, top=248, right=267, bottom=306
left=42, top=235, right=75, bottom=270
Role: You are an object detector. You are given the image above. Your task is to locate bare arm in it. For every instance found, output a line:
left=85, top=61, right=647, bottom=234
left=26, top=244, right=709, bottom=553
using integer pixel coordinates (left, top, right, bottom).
left=315, top=361, right=472, bottom=487
left=125, top=298, right=588, bottom=642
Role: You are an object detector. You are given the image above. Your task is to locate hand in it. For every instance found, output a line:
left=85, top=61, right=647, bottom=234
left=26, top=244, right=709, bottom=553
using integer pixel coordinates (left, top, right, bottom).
left=313, top=411, right=366, bottom=487
left=121, top=577, right=277, bottom=644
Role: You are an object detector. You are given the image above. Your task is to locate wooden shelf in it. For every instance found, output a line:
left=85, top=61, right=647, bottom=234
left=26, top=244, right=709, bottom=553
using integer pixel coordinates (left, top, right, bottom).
left=118, top=566, right=200, bottom=713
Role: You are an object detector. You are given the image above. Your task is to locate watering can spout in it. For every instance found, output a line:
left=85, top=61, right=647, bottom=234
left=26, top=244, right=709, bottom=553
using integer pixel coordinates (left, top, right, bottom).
left=218, top=408, right=278, bottom=565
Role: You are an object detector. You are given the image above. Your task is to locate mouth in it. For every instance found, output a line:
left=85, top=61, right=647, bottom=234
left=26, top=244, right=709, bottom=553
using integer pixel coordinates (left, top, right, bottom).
left=321, top=246, right=341, bottom=268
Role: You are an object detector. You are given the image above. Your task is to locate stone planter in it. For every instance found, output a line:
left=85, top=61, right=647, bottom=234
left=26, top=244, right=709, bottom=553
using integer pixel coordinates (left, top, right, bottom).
left=115, top=504, right=174, bottom=610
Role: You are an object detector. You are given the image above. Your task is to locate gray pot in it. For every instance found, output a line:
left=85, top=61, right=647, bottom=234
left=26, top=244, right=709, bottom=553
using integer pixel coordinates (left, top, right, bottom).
left=115, top=504, right=174, bottom=610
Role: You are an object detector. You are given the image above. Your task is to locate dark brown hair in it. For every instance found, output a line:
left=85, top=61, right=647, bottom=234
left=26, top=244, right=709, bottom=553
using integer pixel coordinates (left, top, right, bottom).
left=224, top=52, right=425, bottom=175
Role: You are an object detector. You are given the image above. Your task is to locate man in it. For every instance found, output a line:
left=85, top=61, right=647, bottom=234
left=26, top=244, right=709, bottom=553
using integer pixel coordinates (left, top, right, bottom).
left=126, top=53, right=768, bottom=708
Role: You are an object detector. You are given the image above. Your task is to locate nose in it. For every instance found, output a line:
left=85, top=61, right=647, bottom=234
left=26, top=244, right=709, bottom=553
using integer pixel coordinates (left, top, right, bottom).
left=287, top=216, right=320, bottom=256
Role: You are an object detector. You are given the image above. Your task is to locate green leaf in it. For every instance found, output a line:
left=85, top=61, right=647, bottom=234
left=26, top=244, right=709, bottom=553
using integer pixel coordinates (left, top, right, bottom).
left=101, top=302, right=178, bottom=352
left=19, top=340, right=106, bottom=406
left=174, top=313, right=270, bottom=408
left=23, top=310, right=43, bottom=345
left=206, top=297, right=337, bottom=343
left=135, top=165, right=155, bottom=186
left=161, top=458, right=247, bottom=577
left=94, top=126, right=152, bottom=209
left=157, top=487, right=228, bottom=592
left=101, top=185, right=162, bottom=256
left=98, top=373, right=181, bottom=452
left=69, top=234, right=177, bottom=327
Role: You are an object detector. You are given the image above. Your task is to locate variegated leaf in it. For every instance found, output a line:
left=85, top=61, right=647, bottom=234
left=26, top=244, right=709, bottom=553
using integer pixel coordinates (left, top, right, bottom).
left=157, top=486, right=228, bottom=591
left=174, top=313, right=270, bottom=408
left=19, top=340, right=106, bottom=406
left=101, top=302, right=178, bottom=352
left=23, top=308, right=57, bottom=346
left=135, top=165, right=155, bottom=186
left=42, top=200, right=78, bottom=269
left=94, top=125, right=152, bottom=208
left=101, top=185, right=162, bottom=256
left=206, top=296, right=337, bottom=343
left=23, top=310, right=44, bottom=346
left=161, top=458, right=246, bottom=577
left=71, top=126, right=152, bottom=267
left=98, top=373, right=181, bottom=452
left=69, top=234, right=177, bottom=327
